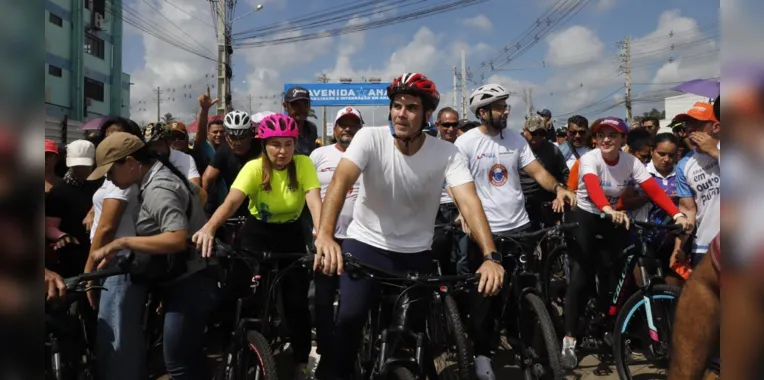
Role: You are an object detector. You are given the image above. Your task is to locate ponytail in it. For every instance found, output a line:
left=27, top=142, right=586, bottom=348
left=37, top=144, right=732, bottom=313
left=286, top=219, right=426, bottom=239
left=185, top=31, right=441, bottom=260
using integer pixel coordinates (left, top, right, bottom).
left=131, top=147, right=193, bottom=195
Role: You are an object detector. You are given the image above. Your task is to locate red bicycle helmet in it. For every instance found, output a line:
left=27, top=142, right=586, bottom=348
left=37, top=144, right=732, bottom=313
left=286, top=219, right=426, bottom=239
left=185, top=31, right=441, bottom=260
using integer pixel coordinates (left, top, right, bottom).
left=387, top=73, right=440, bottom=110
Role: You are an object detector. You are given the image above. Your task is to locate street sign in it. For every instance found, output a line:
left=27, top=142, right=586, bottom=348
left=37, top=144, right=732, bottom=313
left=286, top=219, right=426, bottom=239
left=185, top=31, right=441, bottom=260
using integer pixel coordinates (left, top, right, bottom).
left=283, top=83, right=391, bottom=106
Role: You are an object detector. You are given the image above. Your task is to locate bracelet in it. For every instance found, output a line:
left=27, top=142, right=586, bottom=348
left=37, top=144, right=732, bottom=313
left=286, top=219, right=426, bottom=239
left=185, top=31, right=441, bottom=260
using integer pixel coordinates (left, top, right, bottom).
left=672, top=213, right=686, bottom=221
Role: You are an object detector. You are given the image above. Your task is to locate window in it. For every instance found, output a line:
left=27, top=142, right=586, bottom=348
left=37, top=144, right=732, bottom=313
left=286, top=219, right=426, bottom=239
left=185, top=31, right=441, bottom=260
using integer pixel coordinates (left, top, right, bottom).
left=84, top=34, right=104, bottom=59
left=49, top=13, right=62, bottom=27
left=85, top=0, right=105, bottom=15
left=48, top=65, right=62, bottom=77
left=84, top=78, right=104, bottom=102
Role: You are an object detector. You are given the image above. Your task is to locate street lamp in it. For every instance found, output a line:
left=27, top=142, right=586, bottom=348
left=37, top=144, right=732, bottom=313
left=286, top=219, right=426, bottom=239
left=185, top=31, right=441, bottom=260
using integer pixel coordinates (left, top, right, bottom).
left=232, top=4, right=264, bottom=24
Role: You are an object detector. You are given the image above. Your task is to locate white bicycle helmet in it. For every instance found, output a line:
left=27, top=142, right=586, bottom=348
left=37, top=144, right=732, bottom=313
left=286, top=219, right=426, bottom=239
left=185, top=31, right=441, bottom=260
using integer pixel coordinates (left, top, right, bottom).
left=469, top=84, right=510, bottom=116
left=224, top=110, right=252, bottom=136
left=252, top=111, right=276, bottom=127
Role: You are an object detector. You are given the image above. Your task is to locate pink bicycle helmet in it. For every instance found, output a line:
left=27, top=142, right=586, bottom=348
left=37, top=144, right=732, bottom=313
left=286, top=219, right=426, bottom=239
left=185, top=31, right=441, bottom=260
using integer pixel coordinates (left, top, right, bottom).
left=257, top=114, right=299, bottom=139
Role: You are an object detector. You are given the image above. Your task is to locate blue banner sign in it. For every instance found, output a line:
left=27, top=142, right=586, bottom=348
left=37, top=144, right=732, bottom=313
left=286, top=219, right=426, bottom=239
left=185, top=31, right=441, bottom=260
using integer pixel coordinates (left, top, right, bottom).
left=283, top=83, right=391, bottom=106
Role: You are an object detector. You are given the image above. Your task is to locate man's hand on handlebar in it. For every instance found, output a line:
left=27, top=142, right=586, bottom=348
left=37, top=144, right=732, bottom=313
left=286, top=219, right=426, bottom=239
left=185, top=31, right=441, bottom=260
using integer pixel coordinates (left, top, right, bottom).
left=45, top=268, right=66, bottom=300
left=476, top=259, right=504, bottom=297
left=674, top=214, right=693, bottom=232
left=314, top=233, right=343, bottom=276
left=551, top=198, right=566, bottom=214
left=192, top=224, right=217, bottom=258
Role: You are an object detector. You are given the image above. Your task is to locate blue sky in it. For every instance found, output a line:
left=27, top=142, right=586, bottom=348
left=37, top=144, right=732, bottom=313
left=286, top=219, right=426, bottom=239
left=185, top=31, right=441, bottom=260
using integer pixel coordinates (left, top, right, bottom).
left=123, top=0, right=724, bottom=129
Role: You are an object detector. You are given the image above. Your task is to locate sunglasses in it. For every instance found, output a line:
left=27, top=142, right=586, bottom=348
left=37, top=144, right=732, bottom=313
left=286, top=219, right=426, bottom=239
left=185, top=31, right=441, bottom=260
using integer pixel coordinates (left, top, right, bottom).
left=439, top=122, right=459, bottom=129
left=529, top=130, right=547, bottom=137
left=567, top=130, right=586, bottom=137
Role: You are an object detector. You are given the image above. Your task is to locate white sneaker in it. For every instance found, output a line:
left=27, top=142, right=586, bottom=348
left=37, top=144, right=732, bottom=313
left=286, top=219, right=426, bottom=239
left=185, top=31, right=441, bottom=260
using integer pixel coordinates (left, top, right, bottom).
left=474, top=355, right=496, bottom=380
left=561, top=336, right=578, bottom=370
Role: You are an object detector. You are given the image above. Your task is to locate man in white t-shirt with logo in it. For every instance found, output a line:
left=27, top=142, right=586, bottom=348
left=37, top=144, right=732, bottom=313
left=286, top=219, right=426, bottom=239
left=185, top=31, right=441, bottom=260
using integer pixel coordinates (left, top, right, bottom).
left=673, top=102, right=720, bottom=266
left=456, top=83, right=576, bottom=380
left=313, top=72, right=504, bottom=380
left=309, top=106, right=363, bottom=380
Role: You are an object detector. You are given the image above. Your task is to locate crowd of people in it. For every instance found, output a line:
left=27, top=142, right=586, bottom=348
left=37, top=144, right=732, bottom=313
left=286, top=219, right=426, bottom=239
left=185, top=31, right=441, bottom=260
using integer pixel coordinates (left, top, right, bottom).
left=44, top=71, right=721, bottom=380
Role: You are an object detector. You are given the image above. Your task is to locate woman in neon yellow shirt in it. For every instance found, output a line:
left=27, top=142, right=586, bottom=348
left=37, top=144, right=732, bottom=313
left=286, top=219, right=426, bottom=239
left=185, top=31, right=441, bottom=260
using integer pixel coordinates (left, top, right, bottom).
left=193, top=113, right=322, bottom=379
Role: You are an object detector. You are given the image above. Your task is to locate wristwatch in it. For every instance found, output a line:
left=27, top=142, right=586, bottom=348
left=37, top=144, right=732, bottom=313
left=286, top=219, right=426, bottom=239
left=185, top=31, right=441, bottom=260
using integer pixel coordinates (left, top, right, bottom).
left=553, top=182, right=565, bottom=193
left=484, top=251, right=502, bottom=264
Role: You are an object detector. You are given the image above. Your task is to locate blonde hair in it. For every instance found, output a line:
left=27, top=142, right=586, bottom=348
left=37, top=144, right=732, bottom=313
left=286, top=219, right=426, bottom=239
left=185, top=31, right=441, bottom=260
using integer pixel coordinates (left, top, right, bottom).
left=260, top=149, right=298, bottom=192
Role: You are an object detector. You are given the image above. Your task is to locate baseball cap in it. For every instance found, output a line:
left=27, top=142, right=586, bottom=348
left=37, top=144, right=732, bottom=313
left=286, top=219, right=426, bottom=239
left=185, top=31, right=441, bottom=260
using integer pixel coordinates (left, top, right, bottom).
left=87, top=132, right=145, bottom=181
left=66, top=140, right=95, bottom=167
left=525, top=115, right=546, bottom=132
left=284, top=86, right=310, bottom=103
left=45, top=139, right=59, bottom=154
left=168, top=121, right=187, bottom=134
left=673, top=102, right=719, bottom=123
left=592, top=116, right=629, bottom=135
left=334, top=106, right=365, bottom=125
left=537, top=108, right=552, bottom=118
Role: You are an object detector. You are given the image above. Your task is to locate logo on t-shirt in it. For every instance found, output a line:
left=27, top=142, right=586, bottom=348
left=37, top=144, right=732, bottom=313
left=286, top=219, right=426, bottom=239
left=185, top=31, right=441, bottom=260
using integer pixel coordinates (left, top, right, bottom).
left=489, top=164, right=508, bottom=187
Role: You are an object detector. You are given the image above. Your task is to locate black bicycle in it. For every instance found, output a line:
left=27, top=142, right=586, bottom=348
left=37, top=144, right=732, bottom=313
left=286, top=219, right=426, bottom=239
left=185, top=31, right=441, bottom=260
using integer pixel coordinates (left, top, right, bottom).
left=45, top=253, right=135, bottom=380
left=343, top=252, right=479, bottom=380
left=212, top=238, right=314, bottom=380
left=490, top=223, right=577, bottom=380
left=541, top=217, right=684, bottom=379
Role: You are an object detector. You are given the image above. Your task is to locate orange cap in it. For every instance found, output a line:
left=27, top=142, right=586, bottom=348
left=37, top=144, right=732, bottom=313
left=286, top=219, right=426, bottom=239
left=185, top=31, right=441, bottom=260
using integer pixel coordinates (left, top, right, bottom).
left=168, top=121, right=187, bottom=134
left=674, top=102, right=719, bottom=123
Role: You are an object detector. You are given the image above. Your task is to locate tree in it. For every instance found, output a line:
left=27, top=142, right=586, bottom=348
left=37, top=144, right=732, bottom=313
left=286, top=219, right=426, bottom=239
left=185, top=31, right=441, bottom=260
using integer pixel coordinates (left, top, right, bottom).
left=308, top=108, right=317, bottom=119
left=161, top=112, right=175, bottom=123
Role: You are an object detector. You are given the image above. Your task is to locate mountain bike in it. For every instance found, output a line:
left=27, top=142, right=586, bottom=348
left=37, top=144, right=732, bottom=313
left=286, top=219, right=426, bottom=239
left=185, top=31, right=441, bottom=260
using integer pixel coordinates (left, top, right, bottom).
left=344, top=252, right=479, bottom=380
left=541, top=217, right=685, bottom=379
left=212, top=239, right=314, bottom=380
left=45, top=253, right=135, bottom=380
left=490, top=223, right=578, bottom=380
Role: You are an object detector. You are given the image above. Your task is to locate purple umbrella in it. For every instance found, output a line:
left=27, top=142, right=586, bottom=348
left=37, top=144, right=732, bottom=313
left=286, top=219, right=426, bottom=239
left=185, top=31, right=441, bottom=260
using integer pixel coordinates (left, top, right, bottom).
left=81, top=117, right=110, bottom=130
left=671, top=79, right=720, bottom=99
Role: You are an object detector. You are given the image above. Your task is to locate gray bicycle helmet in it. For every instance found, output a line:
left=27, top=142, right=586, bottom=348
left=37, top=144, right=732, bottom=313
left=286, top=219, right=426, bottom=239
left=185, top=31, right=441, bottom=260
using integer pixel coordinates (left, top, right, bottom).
left=469, top=84, right=510, bottom=117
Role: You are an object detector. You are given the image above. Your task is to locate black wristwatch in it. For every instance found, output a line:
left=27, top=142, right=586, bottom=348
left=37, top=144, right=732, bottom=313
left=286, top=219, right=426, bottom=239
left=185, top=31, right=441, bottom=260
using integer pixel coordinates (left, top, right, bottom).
left=484, top=251, right=502, bottom=264
left=553, top=182, right=565, bottom=193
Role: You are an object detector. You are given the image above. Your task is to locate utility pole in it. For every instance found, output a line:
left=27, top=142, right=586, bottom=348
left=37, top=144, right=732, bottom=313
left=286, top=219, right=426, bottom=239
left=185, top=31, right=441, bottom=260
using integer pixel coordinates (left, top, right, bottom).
left=317, top=73, right=329, bottom=145
left=247, top=94, right=253, bottom=114
left=521, top=87, right=534, bottom=119
left=153, top=86, right=163, bottom=122
left=452, top=66, right=458, bottom=108
left=460, top=50, right=467, bottom=117
left=216, top=0, right=230, bottom=115
left=624, top=35, right=633, bottom=122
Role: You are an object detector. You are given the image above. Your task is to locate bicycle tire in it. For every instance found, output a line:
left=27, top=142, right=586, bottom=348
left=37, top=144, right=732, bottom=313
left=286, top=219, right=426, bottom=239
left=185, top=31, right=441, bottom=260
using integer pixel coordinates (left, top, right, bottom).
left=430, top=294, right=476, bottom=380
left=540, top=245, right=568, bottom=339
left=242, top=330, right=279, bottom=380
left=522, top=293, right=565, bottom=380
left=388, top=365, right=417, bottom=380
left=613, top=284, right=680, bottom=380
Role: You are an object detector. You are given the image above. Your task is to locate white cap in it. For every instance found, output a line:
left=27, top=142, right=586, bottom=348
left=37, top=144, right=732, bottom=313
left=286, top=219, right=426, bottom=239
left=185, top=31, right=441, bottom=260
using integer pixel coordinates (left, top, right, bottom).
left=334, top=106, right=364, bottom=125
left=66, top=140, right=95, bottom=167
left=252, top=111, right=276, bottom=124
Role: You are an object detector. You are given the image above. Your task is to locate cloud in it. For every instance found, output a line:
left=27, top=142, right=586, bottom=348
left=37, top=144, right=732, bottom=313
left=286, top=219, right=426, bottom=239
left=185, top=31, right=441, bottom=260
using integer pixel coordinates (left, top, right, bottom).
left=595, top=0, right=616, bottom=11
left=544, top=25, right=605, bottom=66
left=460, top=14, right=493, bottom=31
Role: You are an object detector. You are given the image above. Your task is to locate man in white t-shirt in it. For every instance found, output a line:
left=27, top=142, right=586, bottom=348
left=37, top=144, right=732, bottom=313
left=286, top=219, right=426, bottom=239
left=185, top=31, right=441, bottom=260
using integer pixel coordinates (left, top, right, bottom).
left=309, top=106, right=363, bottom=379
left=142, top=122, right=201, bottom=185
left=313, top=72, right=504, bottom=380
left=673, top=102, right=720, bottom=265
left=458, top=83, right=577, bottom=379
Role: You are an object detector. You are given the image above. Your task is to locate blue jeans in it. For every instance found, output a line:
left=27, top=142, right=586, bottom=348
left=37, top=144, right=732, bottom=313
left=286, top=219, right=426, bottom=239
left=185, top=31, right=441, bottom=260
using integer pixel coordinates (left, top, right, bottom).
left=96, top=274, right=148, bottom=380
left=162, top=271, right=219, bottom=379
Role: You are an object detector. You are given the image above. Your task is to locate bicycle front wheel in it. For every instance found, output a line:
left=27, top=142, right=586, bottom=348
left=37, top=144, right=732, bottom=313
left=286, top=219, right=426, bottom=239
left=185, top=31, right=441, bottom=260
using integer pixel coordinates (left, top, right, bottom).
left=428, top=293, right=475, bottom=380
left=613, top=284, right=680, bottom=380
left=520, top=293, right=565, bottom=380
left=388, top=365, right=417, bottom=380
left=241, top=330, right=278, bottom=380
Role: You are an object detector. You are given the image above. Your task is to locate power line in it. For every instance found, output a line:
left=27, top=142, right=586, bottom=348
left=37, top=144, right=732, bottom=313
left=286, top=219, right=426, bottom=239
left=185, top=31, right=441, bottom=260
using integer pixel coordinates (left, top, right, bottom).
left=139, top=0, right=215, bottom=56
left=233, top=0, right=487, bottom=49
left=159, top=0, right=215, bottom=28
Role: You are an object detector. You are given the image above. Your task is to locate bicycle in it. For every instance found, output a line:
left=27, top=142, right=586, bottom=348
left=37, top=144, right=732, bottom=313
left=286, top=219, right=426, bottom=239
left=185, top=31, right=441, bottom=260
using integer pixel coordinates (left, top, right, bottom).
left=489, top=223, right=578, bottom=380
left=45, top=253, right=135, bottom=380
left=429, top=222, right=474, bottom=380
left=541, top=217, right=685, bottom=379
left=343, top=251, right=479, bottom=380
left=212, top=238, right=314, bottom=380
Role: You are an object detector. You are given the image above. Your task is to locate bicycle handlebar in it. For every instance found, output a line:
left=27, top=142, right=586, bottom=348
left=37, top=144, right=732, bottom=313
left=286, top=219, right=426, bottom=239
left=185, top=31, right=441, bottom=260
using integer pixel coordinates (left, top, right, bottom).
left=210, top=238, right=314, bottom=263
left=599, top=213, right=685, bottom=232
left=341, top=252, right=479, bottom=286
left=494, top=222, right=579, bottom=240
left=63, top=252, right=136, bottom=290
